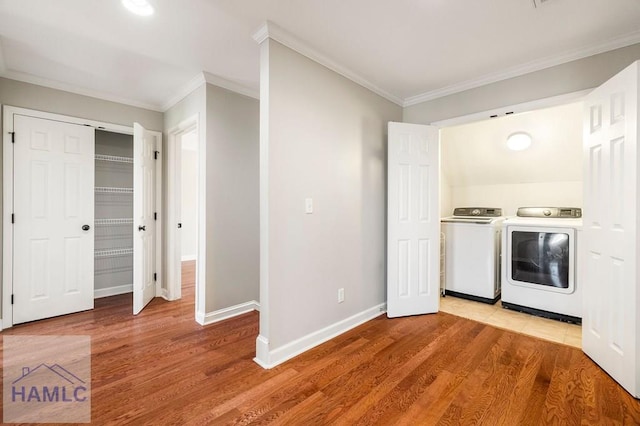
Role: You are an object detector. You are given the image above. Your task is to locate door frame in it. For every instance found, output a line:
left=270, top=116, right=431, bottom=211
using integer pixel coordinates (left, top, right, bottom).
left=2, top=105, right=162, bottom=329
left=166, top=114, right=203, bottom=318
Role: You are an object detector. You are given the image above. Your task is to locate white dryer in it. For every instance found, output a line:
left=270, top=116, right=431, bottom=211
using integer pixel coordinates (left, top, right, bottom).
left=501, top=207, right=582, bottom=323
left=441, top=207, right=504, bottom=304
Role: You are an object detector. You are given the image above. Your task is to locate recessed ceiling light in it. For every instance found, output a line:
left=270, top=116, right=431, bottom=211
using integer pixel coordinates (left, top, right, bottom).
left=506, top=132, right=532, bottom=151
left=122, top=0, right=154, bottom=16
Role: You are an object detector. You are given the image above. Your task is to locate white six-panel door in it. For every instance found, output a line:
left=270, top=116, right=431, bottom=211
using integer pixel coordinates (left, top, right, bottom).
left=582, top=61, right=639, bottom=397
left=13, top=115, right=95, bottom=324
left=387, top=122, right=440, bottom=318
left=133, top=123, right=159, bottom=315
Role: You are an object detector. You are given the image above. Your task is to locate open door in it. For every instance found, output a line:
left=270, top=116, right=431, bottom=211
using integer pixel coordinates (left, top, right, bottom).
left=133, top=123, right=161, bottom=315
left=582, top=60, right=639, bottom=397
left=387, top=122, right=440, bottom=318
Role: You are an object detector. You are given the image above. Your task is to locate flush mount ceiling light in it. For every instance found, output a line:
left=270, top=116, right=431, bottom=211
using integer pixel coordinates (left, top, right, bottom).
left=506, top=132, right=532, bottom=151
left=122, top=0, right=154, bottom=16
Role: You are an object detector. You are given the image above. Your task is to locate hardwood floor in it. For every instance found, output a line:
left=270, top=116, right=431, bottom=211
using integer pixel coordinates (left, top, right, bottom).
left=2, top=261, right=640, bottom=425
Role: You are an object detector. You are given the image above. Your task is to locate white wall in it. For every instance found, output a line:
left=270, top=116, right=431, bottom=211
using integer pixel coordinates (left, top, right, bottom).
left=180, top=139, right=198, bottom=261
left=256, top=39, right=402, bottom=367
left=440, top=102, right=583, bottom=216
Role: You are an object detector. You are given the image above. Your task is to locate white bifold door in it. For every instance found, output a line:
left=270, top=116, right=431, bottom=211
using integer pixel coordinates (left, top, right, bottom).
left=12, top=115, right=95, bottom=324
left=387, top=122, right=440, bottom=318
left=582, top=60, right=640, bottom=398
left=133, top=123, right=160, bottom=315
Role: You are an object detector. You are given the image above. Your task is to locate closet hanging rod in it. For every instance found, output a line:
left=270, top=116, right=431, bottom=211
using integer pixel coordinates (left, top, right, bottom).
left=95, top=187, right=134, bottom=194
left=95, top=154, right=133, bottom=163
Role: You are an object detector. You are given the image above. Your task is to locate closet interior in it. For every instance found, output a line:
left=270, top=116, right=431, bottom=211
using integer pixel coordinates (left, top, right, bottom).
left=94, top=130, right=134, bottom=297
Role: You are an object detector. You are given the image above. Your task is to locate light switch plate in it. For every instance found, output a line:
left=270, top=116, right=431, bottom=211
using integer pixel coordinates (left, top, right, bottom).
left=305, top=198, right=313, bottom=214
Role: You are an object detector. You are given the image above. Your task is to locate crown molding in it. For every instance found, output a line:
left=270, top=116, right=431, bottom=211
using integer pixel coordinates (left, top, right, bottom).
left=253, top=20, right=403, bottom=107
left=159, top=72, right=206, bottom=111
left=201, top=71, right=260, bottom=100
left=161, top=71, right=259, bottom=111
left=404, top=29, right=640, bottom=107
left=0, top=69, right=164, bottom=111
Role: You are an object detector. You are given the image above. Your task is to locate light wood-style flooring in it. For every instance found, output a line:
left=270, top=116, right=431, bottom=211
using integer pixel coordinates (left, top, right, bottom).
left=440, top=296, right=583, bottom=348
left=2, top=261, right=639, bottom=425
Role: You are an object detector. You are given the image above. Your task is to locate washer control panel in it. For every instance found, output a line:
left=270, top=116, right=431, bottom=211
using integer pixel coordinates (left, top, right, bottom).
left=452, top=207, right=502, bottom=217
left=517, top=207, right=582, bottom=218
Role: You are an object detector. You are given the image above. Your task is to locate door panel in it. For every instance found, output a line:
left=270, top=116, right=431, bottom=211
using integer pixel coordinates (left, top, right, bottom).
left=582, top=61, right=639, bottom=397
left=13, top=115, right=94, bottom=324
left=133, top=123, right=158, bottom=315
left=387, top=122, right=440, bottom=318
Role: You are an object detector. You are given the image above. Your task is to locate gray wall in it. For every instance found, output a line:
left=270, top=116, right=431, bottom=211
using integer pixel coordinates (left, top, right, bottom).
left=205, top=84, right=260, bottom=312
left=404, top=43, right=640, bottom=124
left=260, top=39, right=402, bottom=354
left=0, top=77, right=162, bottom=130
left=164, top=83, right=260, bottom=315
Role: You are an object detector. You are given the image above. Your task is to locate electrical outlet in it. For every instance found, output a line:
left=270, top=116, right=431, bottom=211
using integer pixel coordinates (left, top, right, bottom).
left=338, top=288, right=344, bottom=303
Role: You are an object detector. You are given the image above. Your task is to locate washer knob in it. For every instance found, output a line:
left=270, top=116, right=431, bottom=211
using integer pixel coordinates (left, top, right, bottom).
left=471, top=209, right=481, bottom=216
left=543, top=209, right=552, bottom=216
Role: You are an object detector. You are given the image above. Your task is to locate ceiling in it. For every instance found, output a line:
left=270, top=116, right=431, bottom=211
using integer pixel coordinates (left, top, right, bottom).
left=1, top=0, right=639, bottom=111
left=441, top=101, right=582, bottom=187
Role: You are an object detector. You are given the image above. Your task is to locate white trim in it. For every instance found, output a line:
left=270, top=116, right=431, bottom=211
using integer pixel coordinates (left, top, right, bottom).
left=201, top=72, right=259, bottom=101
left=181, top=254, right=197, bottom=262
left=3, top=106, right=15, bottom=329
left=195, top=300, right=260, bottom=326
left=167, top=115, right=200, bottom=305
left=94, top=284, right=133, bottom=299
left=404, top=30, right=640, bottom=107
left=252, top=21, right=403, bottom=106
left=160, top=73, right=206, bottom=112
left=431, top=89, right=592, bottom=128
left=161, top=72, right=259, bottom=112
left=152, top=128, right=164, bottom=300
left=0, top=70, right=163, bottom=112
left=253, top=303, right=386, bottom=369
left=254, top=335, right=271, bottom=369
left=256, top=38, right=272, bottom=362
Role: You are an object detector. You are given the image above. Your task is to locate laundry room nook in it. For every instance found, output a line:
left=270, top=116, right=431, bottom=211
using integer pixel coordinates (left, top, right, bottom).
left=438, top=101, right=584, bottom=347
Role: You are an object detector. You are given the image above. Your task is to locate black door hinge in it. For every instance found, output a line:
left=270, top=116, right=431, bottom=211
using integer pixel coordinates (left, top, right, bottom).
left=154, top=151, right=159, bottom=160
left=154, top=212, right=157, bottom=220
left=11, top=294, right=14, bottom=305
left=11, top=213, right=14, bottom=224
left=153, top=273, right=157, bottom=282
left=10, top=132, right=15, bottom=143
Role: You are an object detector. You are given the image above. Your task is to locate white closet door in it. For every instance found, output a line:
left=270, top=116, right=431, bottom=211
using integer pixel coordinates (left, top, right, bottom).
left=13, top=115, right=94, bottom=324
left=387, top=122, right=440, bottom=318
left=133, top=123, right=159, bottom=314
left=582, top=61, right=640, bottom=397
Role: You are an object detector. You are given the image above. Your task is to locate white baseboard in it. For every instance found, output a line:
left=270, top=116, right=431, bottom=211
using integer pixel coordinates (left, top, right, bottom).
left=94, top=284, right=133, bottom=299
left=253, top=303, right=386, bottom=369
left=181, top=254, right=197, bottom=262
left=196, top=300, right=260, bottom=326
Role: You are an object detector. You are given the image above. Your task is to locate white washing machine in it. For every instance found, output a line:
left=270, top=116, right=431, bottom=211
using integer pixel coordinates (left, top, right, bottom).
left=441, top=207, right=504, bottom=304
left=501, top=207, right=582, bottom=323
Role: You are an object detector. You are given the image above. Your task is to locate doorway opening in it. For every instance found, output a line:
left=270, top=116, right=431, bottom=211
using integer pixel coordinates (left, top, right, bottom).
left=180, top=129, right=198, bottom=299
left=166, top=115, right=202, bottom=320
